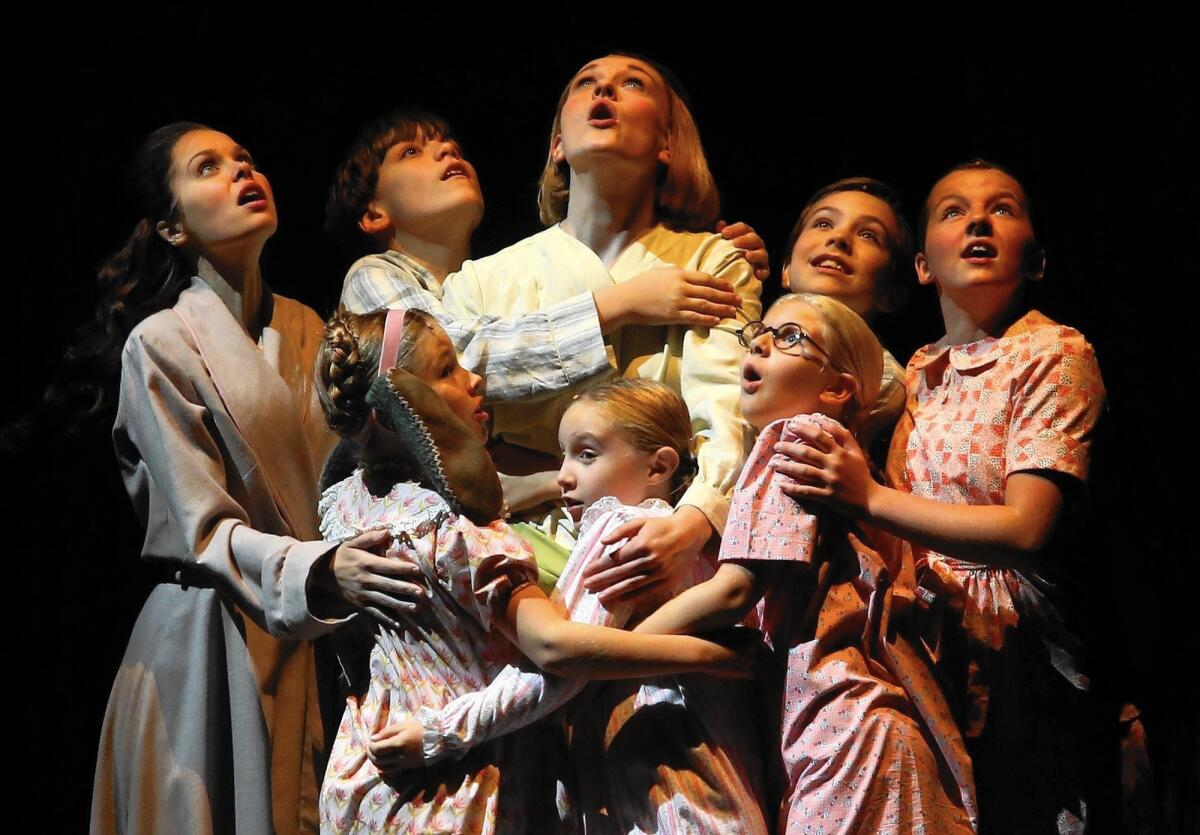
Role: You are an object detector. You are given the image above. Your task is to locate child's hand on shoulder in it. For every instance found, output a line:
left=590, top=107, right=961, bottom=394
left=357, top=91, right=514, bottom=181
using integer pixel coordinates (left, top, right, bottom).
left=770, top=420, right=877, bottom=518
left=583, top=506, right=713, bottom=605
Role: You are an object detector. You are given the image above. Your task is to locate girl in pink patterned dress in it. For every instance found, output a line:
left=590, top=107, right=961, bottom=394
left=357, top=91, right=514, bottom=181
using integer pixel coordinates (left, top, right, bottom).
left=635, top=293, right=978, bottom=834
left=366, top=378, right=769, bottom=834
left=773, top=162, right=1106, bottom=833
left=312, top=309, right=752, bottom=834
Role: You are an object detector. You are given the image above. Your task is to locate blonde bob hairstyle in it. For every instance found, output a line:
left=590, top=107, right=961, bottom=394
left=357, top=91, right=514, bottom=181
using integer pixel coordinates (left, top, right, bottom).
left=574, top=378, right=698, bottom=499
left=537, top=54, right=720, bottom=232
left=770, top=293, right=884, bottom=437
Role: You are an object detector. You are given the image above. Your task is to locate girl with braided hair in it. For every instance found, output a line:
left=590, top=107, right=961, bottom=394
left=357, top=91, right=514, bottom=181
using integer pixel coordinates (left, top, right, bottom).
left=90, top=124, right=430, bottom=835
left=312, top=308, right=757, bottom=833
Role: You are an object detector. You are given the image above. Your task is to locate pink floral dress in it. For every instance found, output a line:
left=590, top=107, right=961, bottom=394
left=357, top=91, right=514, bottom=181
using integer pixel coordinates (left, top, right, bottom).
left=399, top=497, right=768, bottom=835
left=884, top=311, right=1105, bottom=832
left=725, top=414, right=977, bottom=835
left=316, top=473, right=550, bottom=835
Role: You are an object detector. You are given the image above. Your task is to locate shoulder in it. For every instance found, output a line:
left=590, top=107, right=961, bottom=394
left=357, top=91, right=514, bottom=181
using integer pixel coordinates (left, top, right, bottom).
left=579, top=496, right=672, bottom=535
left=319, top=474, right=451, bottom=541
left=121, top=307, right=198, bottom=373
left=642, top=226, right=735, bottom=268
left=462, top=227, right=564, bottom=271
left=1005, top=311, right=1102, bottom=375
left=343, top=250, right=408, bottom=277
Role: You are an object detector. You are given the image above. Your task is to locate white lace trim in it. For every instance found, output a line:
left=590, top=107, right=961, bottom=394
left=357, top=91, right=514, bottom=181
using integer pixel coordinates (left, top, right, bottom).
left=578, top=496, right=672, bottom=536
left=318, top=470, right=450, bottom=542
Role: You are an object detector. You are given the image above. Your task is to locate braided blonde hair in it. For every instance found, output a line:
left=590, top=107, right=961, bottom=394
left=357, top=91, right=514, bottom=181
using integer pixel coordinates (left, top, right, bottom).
left=315, top=307, right=437, bottom=438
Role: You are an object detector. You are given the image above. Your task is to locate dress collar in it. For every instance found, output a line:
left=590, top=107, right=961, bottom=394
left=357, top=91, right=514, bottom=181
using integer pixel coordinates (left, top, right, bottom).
left=909, top=310, right=1053, bottom=373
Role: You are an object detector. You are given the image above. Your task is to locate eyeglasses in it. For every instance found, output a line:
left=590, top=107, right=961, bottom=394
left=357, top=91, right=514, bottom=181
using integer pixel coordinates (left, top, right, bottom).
left=733, top=319, right=844, bottom=372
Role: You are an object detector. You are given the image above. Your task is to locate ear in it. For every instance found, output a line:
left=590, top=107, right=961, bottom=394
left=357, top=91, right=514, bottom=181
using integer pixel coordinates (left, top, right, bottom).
left=914, top=251, right=935, bottom=286
left=819, top=372, right=858, bottom=410
left=645, top=446, right=680, bottom=488
left=358, top=202, right=393, bottom=238
left=781, top=261, right=792, bottom=292
left=657, top=132, right=671, bottom=167
left=551, top=133, right=566, bottom=165
left=1025, top=242, right=1047, bottom=283
left=155, top=220, right=187, bottom=248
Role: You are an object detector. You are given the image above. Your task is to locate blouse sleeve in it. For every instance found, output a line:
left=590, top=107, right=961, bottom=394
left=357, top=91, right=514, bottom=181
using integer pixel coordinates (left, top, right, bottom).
left=343, top=261, right=611, bottom=403
left=1005, top=330, right=1105, bottom=482
left=432, top=516, right=541, bottom=630
left=116, top=329, right=344, bottom=641
left=414, top=507, right=645, bottom=763
left=677, top=245, right=762, bottom=534
left=720, top=416, right=824, bottom=566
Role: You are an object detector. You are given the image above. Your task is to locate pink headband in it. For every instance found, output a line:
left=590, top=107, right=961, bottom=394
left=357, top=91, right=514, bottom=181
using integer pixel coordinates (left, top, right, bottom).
left=377, top=308, right=408, bottom=377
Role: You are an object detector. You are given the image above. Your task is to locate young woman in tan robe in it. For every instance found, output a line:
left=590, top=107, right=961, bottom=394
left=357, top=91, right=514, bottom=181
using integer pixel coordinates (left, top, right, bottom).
left=89, top=124, right=429, bottom=835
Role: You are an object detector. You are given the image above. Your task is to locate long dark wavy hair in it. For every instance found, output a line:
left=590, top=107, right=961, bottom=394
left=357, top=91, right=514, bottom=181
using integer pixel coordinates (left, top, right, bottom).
left=45, top=122, right=206, bottom=435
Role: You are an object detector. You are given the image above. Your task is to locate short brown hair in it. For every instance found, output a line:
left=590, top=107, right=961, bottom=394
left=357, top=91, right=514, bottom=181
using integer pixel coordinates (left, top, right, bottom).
left=536, top=54, right=719, bottom=232
left=325, top=110, right=454, bottom=255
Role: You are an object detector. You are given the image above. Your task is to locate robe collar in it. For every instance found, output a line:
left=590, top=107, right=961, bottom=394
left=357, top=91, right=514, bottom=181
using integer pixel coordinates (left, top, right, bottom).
left=172, top=277, right=320, bottom=539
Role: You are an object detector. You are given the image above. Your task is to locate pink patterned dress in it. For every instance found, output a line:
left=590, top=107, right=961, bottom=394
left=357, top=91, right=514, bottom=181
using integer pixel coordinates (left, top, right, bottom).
left=405, top=497, right=768, bottom=835
left=884, top=311, right=1105, bottom=833
left=317, top=473, right=553, bottom=835
left=724, top=414, right=977, bottom=835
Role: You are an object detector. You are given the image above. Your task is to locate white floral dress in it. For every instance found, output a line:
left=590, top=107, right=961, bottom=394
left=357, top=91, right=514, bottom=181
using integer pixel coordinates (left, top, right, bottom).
left=317, top=473, right=552, bottom=835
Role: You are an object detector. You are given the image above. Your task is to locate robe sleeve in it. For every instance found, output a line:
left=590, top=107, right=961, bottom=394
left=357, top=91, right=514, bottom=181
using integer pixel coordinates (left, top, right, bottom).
left=117, top=327, right=346, bottom=641
left=677, top=243, right=762, bottom=534
left=342, top=259, right=611, bottom=402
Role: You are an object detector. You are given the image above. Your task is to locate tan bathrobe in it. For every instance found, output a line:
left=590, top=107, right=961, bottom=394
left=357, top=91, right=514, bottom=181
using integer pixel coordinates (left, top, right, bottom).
left=92, top=277, right=342, bottom=835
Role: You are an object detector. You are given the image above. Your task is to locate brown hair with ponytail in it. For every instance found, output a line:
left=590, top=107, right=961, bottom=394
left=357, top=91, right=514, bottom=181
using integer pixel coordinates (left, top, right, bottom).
left=46, top=122, right=207, bottom=434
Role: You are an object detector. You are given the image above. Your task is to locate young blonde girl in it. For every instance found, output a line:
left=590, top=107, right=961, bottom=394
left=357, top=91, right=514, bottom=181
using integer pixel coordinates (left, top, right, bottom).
left=776, top=162, right=1106, bottom=833
left=635, top=294, right=977, bottom=834
left=359, top=378, right=769, bottom=834
left=313, top=310, right=750, bottom=834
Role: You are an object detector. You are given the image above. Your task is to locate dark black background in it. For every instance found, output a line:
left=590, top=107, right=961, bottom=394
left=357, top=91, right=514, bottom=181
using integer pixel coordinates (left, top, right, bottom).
left=16, top=23, right=1193, bottom=831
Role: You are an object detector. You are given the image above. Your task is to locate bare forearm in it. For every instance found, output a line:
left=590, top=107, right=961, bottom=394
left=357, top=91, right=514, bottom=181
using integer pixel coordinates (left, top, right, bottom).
left=504, top=589, right=739, bottom=679
left=865, top=481, right=1061, bottom=569
left=634, top=564, right=760, bottom=636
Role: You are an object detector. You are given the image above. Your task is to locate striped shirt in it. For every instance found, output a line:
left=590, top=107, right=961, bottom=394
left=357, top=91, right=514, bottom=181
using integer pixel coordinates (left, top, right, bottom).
left=340, top=249, right=612, bottom=402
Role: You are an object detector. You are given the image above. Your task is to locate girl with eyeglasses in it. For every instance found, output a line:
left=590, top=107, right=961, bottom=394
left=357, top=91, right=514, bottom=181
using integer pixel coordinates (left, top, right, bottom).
left=633, top=293, right=978, bottom=834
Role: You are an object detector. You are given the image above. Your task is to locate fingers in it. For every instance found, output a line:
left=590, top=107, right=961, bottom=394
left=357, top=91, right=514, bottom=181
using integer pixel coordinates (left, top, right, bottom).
left=346, top=528, right=392, bottom=553
left=362, top=551, right=424, bottom=580
left=359, top=590, right=420, bottom=617
left=677, top=270, right=736, bottom=295
left=772, top=440, right=828, bottom=468
left=599, top=517, right=647, bottom=547
left=597, top=575, right=667, bottom=606
left=785, top=422, right=836, bottom=453
left=583, top=555, right=657, bottom=594
left=769, top=457, right=826, bottom=486
left=778, top=480, right=833, bottom=502
left=362, top=605, right=402, bottom=632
